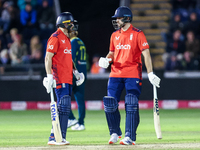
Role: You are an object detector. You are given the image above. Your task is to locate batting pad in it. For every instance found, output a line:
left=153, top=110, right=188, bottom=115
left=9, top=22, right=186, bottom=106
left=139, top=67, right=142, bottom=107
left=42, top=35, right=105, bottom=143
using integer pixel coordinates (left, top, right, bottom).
left=58, top=95, right=71, bottom=139
left=103, top=96, right=122, bottom=136
left=125, top=94, right=140, bottom=141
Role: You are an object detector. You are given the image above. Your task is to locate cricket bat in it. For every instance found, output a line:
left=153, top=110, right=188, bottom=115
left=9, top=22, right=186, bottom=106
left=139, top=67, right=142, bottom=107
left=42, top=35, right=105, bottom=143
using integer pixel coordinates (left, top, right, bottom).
left=50, top=86, right=62, bottom=143
left=153, top=85, right=162, bottom=139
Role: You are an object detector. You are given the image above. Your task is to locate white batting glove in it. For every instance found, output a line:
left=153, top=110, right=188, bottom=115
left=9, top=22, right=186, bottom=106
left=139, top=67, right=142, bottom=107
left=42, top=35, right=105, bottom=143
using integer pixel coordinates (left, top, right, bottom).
left=98, top=57, right=112, bottom=68
left=148, top=72, right=161, bottom=88
left=43, top=74, right=54, bottom=93
left=73, top=70, right=85, bottom=86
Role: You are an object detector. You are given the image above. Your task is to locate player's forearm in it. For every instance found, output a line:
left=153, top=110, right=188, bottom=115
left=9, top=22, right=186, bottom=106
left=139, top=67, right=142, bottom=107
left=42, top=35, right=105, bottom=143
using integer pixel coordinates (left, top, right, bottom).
left=45, top=53, right=53, bottom=74
left=144, top=58, right=153, bottom=74
left=142, top=49, right=153, bottom=73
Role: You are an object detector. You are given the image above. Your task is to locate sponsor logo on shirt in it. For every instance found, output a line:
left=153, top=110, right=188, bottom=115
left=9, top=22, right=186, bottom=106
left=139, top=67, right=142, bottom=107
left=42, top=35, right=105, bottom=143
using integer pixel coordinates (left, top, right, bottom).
left=64, top=48, right=71, bottom=54
left=142, top=42, right=148, bottom=46
left=48, top=45, right=54, bottom=50
left=116, top=43, right=131, bottom=50
left=61, top=40, right=65, bottom=43
left=115, top=36, right=120, bottom=40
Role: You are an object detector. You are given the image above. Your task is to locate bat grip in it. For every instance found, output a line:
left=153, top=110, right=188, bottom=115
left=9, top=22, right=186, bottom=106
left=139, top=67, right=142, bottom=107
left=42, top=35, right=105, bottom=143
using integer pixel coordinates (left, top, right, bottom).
left=153, top=85, right=157, bottom=99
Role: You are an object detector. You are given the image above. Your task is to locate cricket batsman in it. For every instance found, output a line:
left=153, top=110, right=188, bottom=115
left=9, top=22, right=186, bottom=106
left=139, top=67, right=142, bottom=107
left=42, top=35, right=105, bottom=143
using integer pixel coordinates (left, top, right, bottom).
left=43, top=12, right=84, bottom=145
left=99, top=6, right=161, bottom=145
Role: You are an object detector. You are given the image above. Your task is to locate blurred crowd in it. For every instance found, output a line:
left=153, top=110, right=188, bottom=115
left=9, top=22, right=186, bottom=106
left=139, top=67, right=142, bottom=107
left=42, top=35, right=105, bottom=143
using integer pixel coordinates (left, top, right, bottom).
left=163, top=0, right=200, bottom=71
left=1, top=0, right=200, bottom=75
left=0, top=0, right=55, bottom=74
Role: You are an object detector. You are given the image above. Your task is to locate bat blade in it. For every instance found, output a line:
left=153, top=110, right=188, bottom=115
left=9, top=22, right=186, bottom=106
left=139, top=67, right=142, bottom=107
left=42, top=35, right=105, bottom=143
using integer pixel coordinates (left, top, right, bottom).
left=50, top=88, right=62, bottom=143
left=153, top=85, right=162, bottom=139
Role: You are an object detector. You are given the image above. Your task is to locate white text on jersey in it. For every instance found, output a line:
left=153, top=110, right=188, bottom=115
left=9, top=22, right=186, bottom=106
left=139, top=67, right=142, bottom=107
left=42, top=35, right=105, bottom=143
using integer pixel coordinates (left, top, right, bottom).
left=64, top=48, right=71, bottom=54
left=48, top=45, right=54, bottom=50
left=142, top=42, right=148, bottom=46
left=116, top=43, right=131, bottom=50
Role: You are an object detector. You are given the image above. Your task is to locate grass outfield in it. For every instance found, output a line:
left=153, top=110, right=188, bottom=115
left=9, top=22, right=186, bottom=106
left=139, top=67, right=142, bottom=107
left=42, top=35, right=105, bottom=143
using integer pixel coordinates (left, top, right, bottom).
left=0, top=109, right=200, bottom=149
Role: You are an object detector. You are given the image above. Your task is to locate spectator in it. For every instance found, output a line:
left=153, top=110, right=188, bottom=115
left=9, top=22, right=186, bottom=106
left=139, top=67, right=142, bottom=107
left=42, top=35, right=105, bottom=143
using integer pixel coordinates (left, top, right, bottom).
left=29, top=47, right=43, bottom=64
left=37, top=0, right=55, bottom=40
left=7, top=1, right=21, bottom=31
left=0, top=49, right=11, bottom=74
left=0, top=1, right=12, bottom=34
left=37, top=0, right=53, bottom=7
left=169, top=13, right=185, bottom=33
left=37, top=0, right=55, bottom=30
left=165, top=51, right=184, bottom=70
left=0, top=28, right=7, bottom=50
left=20, top=2, right=38, bottom=41
left=17, top=0, right=37, bottom=10
left=164, top=29, right=185, bottom=70
left=183, top=12, right=200, bottom=38
left=6, top=28, right=18, bottom=49
left=183, top=31, right=200, bottom=70
left=166, top=29, right=185, bottom=54
left=9, top=34, right=29, bottom=65
left=29, top=35, right=42, bottom=55
left=90, top=54, right=105, bottom=74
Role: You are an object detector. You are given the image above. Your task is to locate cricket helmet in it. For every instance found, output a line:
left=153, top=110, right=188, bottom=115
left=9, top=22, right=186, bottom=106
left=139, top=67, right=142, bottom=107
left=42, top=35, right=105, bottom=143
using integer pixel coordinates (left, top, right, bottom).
left=112, top=6, right=132, bottom=22
left=56, top=12, right=77, bottom=30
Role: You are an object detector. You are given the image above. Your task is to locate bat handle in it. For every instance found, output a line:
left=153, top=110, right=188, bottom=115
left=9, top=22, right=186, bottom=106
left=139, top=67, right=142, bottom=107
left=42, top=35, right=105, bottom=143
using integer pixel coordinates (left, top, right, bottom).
left=50, top=88, right=54, bottom=103
left=153, top=85, right=157, bottom=99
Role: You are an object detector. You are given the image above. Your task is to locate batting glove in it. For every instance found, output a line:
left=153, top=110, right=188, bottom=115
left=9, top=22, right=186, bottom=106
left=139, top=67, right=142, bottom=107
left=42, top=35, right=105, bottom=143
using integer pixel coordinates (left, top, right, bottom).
left=73, top=70, right=85, bottom=86
left=43, top=74, right=54, bottom=93
left=98, top=57, right=112, bottom=68
left=148, top=72, right=161, bottom=88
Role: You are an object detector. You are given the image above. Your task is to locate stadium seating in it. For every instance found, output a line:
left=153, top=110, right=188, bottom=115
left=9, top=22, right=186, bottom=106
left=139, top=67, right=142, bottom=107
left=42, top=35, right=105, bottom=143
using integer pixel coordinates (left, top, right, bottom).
left=130, top=0, right=172, bottom=69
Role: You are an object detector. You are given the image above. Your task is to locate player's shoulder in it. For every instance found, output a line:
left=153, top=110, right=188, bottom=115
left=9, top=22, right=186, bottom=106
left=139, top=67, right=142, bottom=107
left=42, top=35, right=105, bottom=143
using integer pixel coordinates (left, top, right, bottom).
left=71, top=37, right=84, bottom=45
left=130, top=26, right=142, bottom=33
left=111, top=29, right=120, bottom=36
left=52, top=30, right=62, bottom=38
left=71, top=37, right=79, bottom=42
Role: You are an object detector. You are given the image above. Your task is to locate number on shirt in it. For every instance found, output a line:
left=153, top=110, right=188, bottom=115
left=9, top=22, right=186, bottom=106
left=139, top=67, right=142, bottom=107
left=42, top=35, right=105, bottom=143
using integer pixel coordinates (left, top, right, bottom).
left=80, top=46, right=86, bottom=61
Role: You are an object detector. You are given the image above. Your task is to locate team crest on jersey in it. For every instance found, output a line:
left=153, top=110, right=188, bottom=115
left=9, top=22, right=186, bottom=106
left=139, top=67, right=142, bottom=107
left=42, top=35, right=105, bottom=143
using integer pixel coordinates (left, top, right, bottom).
left=48, top=45, right=54, bottom=50
left=64, top=47, right=71, bottom=54
left=142, top=42, right=148, bottom=46
left=61, top=40, right=65, bottom=43
left=115, top=36, right=120, bottom=40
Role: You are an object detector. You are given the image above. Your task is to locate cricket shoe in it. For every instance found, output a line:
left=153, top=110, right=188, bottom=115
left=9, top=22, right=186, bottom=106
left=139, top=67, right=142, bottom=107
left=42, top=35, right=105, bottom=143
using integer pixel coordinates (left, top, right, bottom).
left=47, top=136, right=56, bottom=145
left=71, top=124, right=85, bottom=130
left=108, top=133, right=119, bottom=144
left=68, top=119, right=78, bottom=128
left=119, top=137, right=135, bottom=145
left=55, top=138, right=70, bottom=145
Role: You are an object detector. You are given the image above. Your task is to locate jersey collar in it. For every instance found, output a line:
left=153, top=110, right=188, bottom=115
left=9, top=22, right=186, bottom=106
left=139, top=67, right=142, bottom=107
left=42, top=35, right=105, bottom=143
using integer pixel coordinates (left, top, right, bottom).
left=121, top=24, right=133, bottom=33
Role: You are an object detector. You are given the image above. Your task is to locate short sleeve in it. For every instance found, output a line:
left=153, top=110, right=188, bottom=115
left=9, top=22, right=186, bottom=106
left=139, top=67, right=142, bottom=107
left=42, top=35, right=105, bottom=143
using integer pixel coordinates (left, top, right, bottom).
left=46, top=37, right=59, bottom=54
left=109, top=34, right=115, bottom=52
left=138, top=31, right=149, bottom=51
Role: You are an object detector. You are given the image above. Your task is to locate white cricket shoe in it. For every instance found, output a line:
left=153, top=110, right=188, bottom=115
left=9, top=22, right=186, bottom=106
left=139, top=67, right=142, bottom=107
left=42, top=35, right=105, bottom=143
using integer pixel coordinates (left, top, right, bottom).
left=119, top=137, right=135, bottom=145
left=47, top=136, right=56, bottom=145
left=68, top=119, right=78, bottom=128
left=71, top=124, right=85, bottom=130
left=108, top=133, right=119, bottom=144
left=55, top=138, right=70, bottom=145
